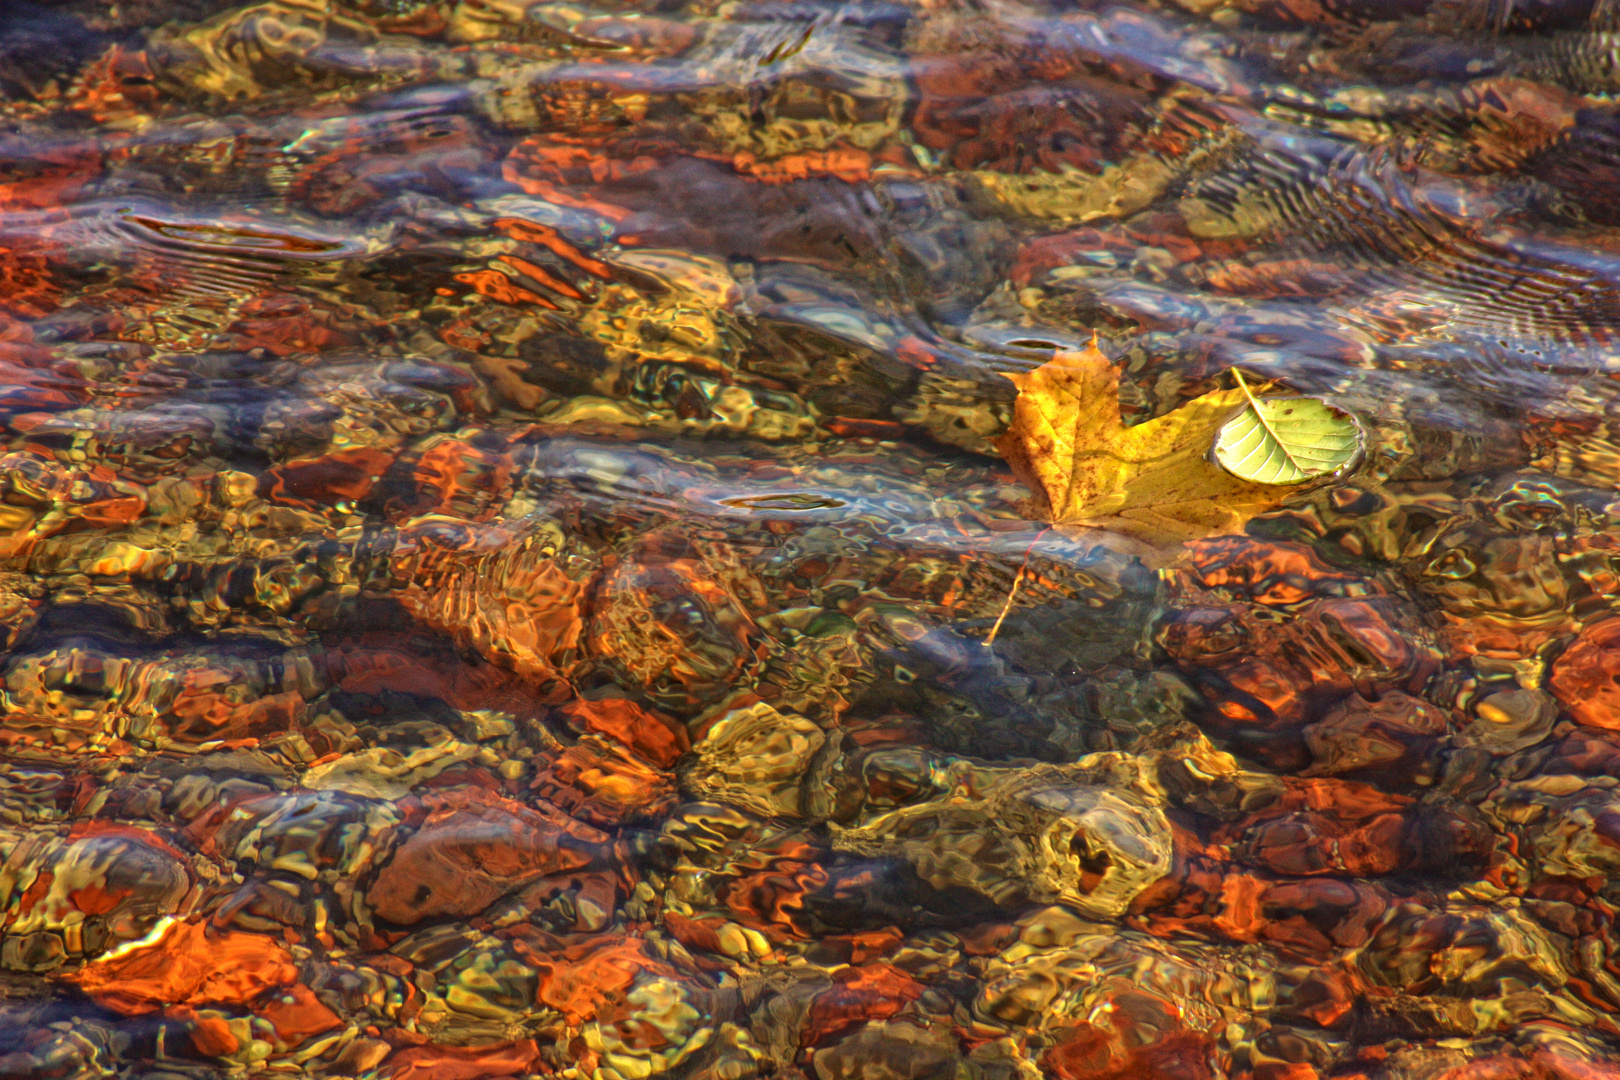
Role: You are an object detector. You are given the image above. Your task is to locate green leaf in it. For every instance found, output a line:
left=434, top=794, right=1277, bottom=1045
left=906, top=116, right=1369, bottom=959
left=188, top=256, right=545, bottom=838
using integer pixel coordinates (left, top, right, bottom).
left=1212, top=389, right=1362, bottom=486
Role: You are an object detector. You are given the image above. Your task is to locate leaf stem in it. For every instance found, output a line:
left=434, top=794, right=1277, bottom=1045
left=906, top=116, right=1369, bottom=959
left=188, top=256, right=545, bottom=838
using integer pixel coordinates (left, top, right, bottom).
left=1231, top=368, right=1304, bottom=473
left=985, top=527, right=1050, bottom=648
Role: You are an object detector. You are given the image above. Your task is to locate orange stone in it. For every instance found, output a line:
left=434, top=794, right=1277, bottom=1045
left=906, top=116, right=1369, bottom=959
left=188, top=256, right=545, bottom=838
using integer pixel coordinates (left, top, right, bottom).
left=1181, top=537, right=1375, bottom=607
left=396, top=534, right=586, bottom=691
left=385, top=1039, right=542, bottom=1080
left=1040, top=985, right=1214, bottom=1080
left=532, top=937, right=646, bottom=1025
left=1550, top=618, right=1620, bottom=730
left=260, top=447, right=397, bottom=510
left=803, top=963, right=925, bottom=1046
left=188, top=1015, right=239, bottom=1057
left=257, top=983, right=342, bottom=1048
left=557, top=698, right=689, bottom=768
left=367, top=789, right=605, bottom=925
left=532, top=737, right=678, bottom=826
left=64, top=918, right=297, bottom=1016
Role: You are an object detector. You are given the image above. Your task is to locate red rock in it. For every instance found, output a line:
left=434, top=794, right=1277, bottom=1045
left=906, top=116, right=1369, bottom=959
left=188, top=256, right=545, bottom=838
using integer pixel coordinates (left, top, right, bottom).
left=502, top=137, right=644, bottom=221
left=514, top=869, right=619, bottom=932
left=1211, top=873, right=1267, bottom=942
left=367, top=789, right=606, bottom=925
left=1550, top=618, right=1620, bottom=730
left=663, top=912, right=727, bottom=954
left=166, top=683, right=305, bottom=744
left=257, top=983, right=342, bottom=1048
left=956, top=922, right=1019, bottom=957
left=2, top=826, right=192, bottom=962
left=384, top=436, right=512, bottom=522
left=1179, top=537, right=1377, bottom=607
left=63, top=918, right=297, bottom=1016
left=395, top=528, right=586, bottom=691
left=323, top=640, right=545, bottom=719
left=1206, top=656, right=1307, bottom=730
left=815, top=927, right=905, bottom=966
left=729, top=147, right=873, bottom=184
left=557, top=697, right=688, bottom=768
left=77, top=494, right=145, bottom=527
left=260, top=447, right=396, bottom=510
left=1303, top=692, right=1449, bottom=779
left=291, top=115, right=493, bottom=217
left=1219, top=780, right=1491, bottom=883
left=821, top=417, right=909, bottom=439
left=1536, top=726, right=1620, bottom=774
left=1435, top=1049, right=1620, bottom=1080
left=498, top=933, right=676, bottom=1026
left=1255, top=1065, right=1319, bottom=1080
left=1159, top=596, right=1440, bottom=764
left=1011, top=227, right=1140, bottom=288
left=535, top=938, right=644, bottom=1024
left=385, top=1039, right=542, bottom=1080
left=187, top=1015, right=239, bottom=1057
left=1223, top=781, right=1411, bottom=878
left=1262, top=879, right=1388, bottom=954
left=1127, top=854, right=1259, bottom=945
left=532, top=736, right=678, bottom=826
left=1242, top=806, right=1409, bottom=877
left=803, top=963, right=925, bottom=1046
left=586, top=529, right=766, bottom=712
left=218, top=295, right=352, bottom=356
left=334, top=1038, right=393, bottom=1074
left=1293, top=966, right=1368, bottom=1030
left=1204, top=259, right=1358, bottom=300
left=716, top=839, right=828, bottom=939
left=1040, top=984, right=1214, bottom=1080
left=909, top=38, right=1133, bottom=174
left=571, top=16, right=695, bottom=53
left=0, top=451, right=148, bottom=555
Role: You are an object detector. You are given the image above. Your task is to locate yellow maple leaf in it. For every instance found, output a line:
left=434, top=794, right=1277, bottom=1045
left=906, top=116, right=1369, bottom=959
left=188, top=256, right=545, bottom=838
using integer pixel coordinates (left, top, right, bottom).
left=996, top=341, right=1298, bottom=556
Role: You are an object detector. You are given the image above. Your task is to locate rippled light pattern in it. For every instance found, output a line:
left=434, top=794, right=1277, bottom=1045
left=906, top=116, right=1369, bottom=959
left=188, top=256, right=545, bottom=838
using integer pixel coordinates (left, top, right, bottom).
left=4, top=1, right=1620, bottom=1079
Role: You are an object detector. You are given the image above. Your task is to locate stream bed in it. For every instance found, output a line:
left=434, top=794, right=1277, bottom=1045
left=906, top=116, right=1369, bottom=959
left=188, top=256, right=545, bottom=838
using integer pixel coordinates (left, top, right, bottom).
left=1, top=1, right=1620, bottom=1079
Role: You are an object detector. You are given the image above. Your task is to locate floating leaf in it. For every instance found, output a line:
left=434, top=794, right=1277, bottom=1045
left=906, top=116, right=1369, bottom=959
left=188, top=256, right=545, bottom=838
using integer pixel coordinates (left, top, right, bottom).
left=996, top=341, right=1364, bottom=560
left=1212, top=383, right=1363, bottom=485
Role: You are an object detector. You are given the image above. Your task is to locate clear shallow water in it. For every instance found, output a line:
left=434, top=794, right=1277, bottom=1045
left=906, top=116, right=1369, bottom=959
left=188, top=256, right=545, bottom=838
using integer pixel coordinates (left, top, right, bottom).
left=5, top=1, right=1620, bottom=1078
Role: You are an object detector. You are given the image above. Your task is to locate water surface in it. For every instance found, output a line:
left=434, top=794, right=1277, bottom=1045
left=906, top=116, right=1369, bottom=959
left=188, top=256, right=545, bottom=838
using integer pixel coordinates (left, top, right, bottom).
left=2, top=1, right=1620, bottom=1078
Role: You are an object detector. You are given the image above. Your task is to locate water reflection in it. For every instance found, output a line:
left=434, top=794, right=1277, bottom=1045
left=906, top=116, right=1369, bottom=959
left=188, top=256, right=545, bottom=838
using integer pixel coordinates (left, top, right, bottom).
left=6, top=0, right=1620, bottom=1077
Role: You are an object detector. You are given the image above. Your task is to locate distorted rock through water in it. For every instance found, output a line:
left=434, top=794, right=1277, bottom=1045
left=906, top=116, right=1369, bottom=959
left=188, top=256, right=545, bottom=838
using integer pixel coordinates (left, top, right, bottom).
left=4, top=1, right=1620, bottom=1078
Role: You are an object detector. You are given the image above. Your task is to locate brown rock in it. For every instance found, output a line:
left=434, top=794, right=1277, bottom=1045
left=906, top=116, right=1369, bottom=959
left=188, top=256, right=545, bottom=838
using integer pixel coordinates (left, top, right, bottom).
left=385, top=1039, right=541, bottom=1080
left=557, top=697, right=689, bottom=768
left=1160, top=596, right=1441, bottom=765
left=367, top=790, right=606, bottom=925
left=812, top=1020, right=961, bottom=1080
left=395, top=524, right=587, bottom=693
left=804, top=964, right=926, bottom=1047
left=532, top=735, right=678, bottom=826
left=1550, top=617, right=1620, bottom=730
left=1303, top=691, right=1449, bottom=777
left=586, top=530, right=766, bottom=713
